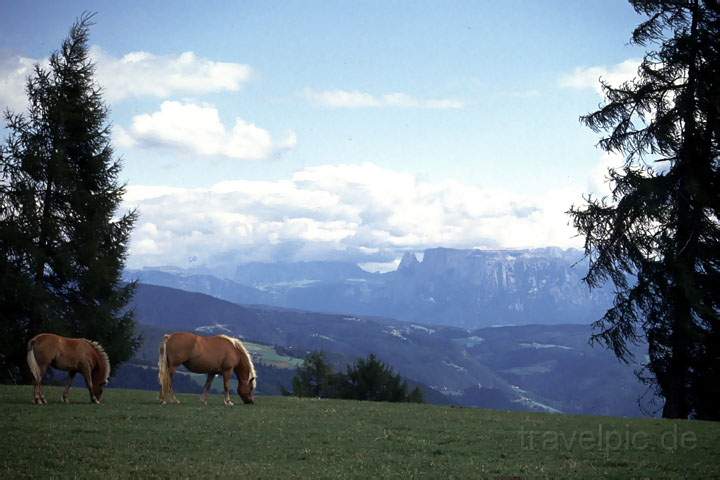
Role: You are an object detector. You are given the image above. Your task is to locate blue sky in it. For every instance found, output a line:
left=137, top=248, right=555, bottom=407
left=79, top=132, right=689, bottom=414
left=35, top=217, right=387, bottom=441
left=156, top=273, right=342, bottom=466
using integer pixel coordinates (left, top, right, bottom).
left=0, top=1, right=645, bottom=271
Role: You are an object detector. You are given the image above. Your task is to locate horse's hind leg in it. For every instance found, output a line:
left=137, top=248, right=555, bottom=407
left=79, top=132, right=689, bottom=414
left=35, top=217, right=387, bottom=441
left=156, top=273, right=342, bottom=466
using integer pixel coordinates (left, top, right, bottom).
left=35, top=383, right=47, bottom=405
left=34, top=365, right=49, bottom=405
left=222, top=370, right=234, bottom=406
left=32, top=377, right=42, bottom=404
left=161, top=366, right=180, bottom=404
left=169, top=366, right=180, bottom=404
left=39, top=383, right=49, bottom=404
left=33, top=379, right=45, bottom=405
left=201, top=373, right=215, bottom=405
left=62, top=371, right=77, bottom=403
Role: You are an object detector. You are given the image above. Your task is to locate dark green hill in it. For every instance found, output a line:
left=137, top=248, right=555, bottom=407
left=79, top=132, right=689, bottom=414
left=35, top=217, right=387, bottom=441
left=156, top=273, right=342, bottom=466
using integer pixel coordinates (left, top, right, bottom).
left=128, top=284, right=650, bottom=415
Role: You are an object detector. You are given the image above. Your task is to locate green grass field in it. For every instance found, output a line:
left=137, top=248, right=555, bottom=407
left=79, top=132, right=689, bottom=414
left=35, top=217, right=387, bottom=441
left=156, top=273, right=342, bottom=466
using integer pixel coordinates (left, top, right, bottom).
left=1, top=385, right=717, bottom=479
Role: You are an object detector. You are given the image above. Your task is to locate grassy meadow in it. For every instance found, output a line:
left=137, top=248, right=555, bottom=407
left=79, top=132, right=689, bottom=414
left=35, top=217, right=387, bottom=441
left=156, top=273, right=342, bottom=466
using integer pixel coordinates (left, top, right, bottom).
left=0, top=385, right=717, bottom=479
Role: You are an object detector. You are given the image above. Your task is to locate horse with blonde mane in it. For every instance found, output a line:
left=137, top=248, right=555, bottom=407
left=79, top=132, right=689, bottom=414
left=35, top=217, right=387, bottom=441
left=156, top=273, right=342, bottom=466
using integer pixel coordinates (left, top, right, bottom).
left=158, top=332, right=256, bottom=406
left=26, top=333, right=111, bottom=404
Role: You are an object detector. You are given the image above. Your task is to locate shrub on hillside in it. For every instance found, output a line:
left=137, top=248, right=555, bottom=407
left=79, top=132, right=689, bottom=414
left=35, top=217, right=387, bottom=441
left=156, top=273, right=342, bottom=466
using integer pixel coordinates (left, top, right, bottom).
left=290, top=351, right=423, bottom=403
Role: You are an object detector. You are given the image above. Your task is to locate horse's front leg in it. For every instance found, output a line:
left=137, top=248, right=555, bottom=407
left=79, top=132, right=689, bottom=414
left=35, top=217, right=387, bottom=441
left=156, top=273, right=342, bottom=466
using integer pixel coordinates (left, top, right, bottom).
left=200, top=373, right=215, bottom=405
left=222, top=370, right=234, bottom=406
left=81, top=366, right=100, bottom=404
left=62, top=371, right=77, bottom=403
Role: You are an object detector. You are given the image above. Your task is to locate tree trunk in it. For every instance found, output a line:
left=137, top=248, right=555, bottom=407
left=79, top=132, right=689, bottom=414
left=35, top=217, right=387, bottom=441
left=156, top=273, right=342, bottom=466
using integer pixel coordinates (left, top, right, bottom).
left=29, top=164, right=54, bottom=336
left=662, top=294, right=692, bottom=418
left=34, top=179, right=53, bottom=283
left=661, top=0, right=701, bottom=420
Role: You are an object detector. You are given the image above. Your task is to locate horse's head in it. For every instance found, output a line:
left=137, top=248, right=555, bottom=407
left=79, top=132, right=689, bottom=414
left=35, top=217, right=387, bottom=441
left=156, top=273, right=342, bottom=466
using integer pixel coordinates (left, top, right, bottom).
left=238, top=376, right=256, bottom=404
left=92, top=378, right=108, bottom=402
left=91, top=359, right=110, bottom=403
left=88, top=341, right=110, bottom=404
left=91, top=364, right=109, bottom=402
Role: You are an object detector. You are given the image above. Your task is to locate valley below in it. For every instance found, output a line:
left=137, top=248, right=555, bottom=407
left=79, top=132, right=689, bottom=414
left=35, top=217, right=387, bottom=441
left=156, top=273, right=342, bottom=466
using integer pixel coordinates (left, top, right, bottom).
left=116, top=279, right=652, bottom=417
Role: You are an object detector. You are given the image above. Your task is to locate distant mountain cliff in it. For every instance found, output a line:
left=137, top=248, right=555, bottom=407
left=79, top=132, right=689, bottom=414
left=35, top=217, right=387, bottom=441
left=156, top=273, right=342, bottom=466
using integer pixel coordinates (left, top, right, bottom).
left=127, top=247, right=613, bottom=329
left=368, top=247, right=614, bottom=327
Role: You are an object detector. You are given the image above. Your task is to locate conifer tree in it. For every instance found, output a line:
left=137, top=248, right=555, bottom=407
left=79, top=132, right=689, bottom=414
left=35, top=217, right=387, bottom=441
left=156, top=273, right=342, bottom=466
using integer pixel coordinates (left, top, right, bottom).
left=290, top=351, right=424, bottom=403
left=570, top=0, right=719, bottom=419
left=0, top=14, right=139, bottom=377
left=291, top=351, right=335, bottom=397
left=342, top=354, right=421, bottom=403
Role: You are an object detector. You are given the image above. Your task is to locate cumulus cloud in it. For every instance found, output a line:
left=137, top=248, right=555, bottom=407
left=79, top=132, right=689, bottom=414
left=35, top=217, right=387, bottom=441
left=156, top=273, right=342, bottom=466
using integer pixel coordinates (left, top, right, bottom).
left=587, top=151, right=626, bottom=195
left=90, top=47, right=252, bottom=102
left=115, top=101, right=297, bottom=160
left=123, top=163, right=585, bottom=269
left=0, top=55, right=48, bottom=111
left=0, top=48, right=252, bottom=110
left=560, top=59, right=641, bottom=96
left=304, top=89, right=464, bottom=109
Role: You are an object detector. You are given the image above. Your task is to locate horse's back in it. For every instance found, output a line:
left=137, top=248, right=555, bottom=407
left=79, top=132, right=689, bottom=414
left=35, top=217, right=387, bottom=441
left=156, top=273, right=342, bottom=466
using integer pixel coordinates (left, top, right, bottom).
left=203, top=335, right=239, bottom=351
left=30, top=332, right=61, bottom=347
left=164, top=332, right=200, bottom=364
left=29, top=333, right=63, bottom=364
left=165, top=333, right=239, bottom=372
left=166, top=332, right=233, bottom=353
left=30, top=334, right=95, bottom=369
left=200, top=335, right=245, bottom=363
left=165, top=332, right=199, bottom=350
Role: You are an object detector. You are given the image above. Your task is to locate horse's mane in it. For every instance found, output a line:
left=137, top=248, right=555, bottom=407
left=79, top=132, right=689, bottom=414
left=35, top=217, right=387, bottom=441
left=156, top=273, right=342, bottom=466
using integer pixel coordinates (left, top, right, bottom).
left=85, top=339, right=111, bottom=383
left=218, top=335, right=257, bottom=387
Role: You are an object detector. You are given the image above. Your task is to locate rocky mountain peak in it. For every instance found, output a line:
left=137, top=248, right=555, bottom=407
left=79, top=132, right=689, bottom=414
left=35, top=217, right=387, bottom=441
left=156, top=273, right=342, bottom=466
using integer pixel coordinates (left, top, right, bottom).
left=398, top=252, right=420, bottom=272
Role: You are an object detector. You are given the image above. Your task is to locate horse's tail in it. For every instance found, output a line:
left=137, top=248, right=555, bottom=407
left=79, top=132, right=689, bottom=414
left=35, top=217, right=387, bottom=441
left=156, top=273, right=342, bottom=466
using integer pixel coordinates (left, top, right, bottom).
left=157, top=334, right=172, bottom=400
left=26, top=337, right=42, bottom=384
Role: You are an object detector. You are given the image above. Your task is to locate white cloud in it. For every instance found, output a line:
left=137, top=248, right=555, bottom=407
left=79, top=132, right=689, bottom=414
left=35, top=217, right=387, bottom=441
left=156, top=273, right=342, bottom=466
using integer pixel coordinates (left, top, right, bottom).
left=359, top=259, right=402, bottom=273
left=304, top=89, right=464, bottom=109
left=560, top=59, right=641, bottom=96
left=92, top=47, right=251, bottom=102
left=588, top=151, right=626, bottom=195
left=0, top=48, right=252, bottom=110
left=116, top=101, right=296, bottom=160
left=123, top=163, right=588, bottom=269
left=0, top=55, right=48, bottom=112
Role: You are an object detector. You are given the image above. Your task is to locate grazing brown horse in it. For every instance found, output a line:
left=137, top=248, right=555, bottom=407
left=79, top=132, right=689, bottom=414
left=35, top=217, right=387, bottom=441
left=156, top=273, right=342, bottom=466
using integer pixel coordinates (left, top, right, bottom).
left=158, top=332, right=256, bottom=406
left=26, top=333, right=110, bottom=405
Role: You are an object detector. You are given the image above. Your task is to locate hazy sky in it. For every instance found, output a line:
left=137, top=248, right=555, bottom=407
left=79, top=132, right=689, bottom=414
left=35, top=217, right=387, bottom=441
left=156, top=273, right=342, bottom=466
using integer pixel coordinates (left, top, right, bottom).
left=0, top=1, right=645, bottom=270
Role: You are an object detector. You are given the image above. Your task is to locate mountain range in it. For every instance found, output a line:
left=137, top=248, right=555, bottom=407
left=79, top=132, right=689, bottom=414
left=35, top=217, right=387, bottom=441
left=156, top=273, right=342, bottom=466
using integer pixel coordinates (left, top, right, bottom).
left=119, top=247, right=650, bottom=415
left=126, top=247, right=615, bottom=329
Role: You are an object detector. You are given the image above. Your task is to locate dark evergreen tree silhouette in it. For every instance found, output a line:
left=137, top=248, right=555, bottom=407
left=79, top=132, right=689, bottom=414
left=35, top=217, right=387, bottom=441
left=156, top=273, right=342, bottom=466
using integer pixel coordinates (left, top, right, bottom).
left=569, top=0, right=719, bottom=419
left=291, top=351, right=336, bottom=398
left=0, top=13, right=139, bottom=378
left=341, top=354, right=422, bottom=403
left=290, top=351, right=423, bottom=403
